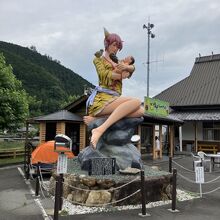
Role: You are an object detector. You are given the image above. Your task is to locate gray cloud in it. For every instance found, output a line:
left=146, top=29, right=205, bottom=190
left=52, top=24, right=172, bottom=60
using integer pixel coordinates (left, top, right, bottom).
left=1, top=0, right=220, bottom=101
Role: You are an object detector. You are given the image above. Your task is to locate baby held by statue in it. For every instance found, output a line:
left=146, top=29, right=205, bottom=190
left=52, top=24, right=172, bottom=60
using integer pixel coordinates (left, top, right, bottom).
left=94, top=49, right=135, bottom=80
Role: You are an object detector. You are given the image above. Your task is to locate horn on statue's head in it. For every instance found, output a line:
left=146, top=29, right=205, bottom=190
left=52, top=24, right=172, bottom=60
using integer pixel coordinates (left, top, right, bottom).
left=104, top=27, right=110, bottom=38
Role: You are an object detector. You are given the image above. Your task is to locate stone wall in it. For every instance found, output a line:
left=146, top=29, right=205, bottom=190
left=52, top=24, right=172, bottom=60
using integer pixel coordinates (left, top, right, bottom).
left=49, top=171, right=172, bottom=206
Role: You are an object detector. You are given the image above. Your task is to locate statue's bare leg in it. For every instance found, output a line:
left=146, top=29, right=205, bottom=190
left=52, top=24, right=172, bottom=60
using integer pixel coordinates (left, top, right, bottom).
left=90, top=97, right=143, bottom=149
left=84, top=106, right=144, bottom=126
left=127, top=106, right=144, bottom=117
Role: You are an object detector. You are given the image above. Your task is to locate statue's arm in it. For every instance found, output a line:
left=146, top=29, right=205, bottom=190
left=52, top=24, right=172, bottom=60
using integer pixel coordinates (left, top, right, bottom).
left=93, top=57, right=123, bottom=81
left=93, top=57, right=113, bottom=85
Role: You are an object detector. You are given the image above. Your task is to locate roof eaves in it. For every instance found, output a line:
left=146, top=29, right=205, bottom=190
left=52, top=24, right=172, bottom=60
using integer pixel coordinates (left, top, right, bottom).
left=63, top=95, right=88, bottom=111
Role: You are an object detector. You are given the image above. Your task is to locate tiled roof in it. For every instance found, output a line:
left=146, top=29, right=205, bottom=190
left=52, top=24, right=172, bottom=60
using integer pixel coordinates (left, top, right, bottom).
left=155, top=54, right=220, bottom=106
left=32, top=110, right=82, bottom=122
left=169, top=110, right=220, bottom=121
left=64, top=95, right=88, bottom=111
left=143, top=113, right=183, bottom=125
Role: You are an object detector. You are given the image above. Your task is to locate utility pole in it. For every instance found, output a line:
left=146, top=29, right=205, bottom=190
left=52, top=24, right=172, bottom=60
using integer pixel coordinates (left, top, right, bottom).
left=143, top=22, right=155, bottom=97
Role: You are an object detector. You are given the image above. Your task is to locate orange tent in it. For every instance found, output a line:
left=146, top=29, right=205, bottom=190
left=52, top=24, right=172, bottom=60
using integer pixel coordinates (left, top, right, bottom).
left=31, top=141, right=74, bottom=164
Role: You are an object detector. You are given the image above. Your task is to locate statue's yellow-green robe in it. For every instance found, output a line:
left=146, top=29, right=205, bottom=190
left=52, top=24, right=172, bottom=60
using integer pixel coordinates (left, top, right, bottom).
left=88, top=57, right=122, bottom=116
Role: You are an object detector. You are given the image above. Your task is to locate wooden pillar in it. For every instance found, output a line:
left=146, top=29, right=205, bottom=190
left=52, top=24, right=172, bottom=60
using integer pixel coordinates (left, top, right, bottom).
left=24, top=121, right=29, bottom=172
left=56, top=122, right=65, bottom=134
left=194, top=121, right=198, bottom=152
left=25, top=121, right=29, bottom=146
left=159, top=124, right=162, bottom=159
left=137, top=125, right=141, bottom=151
left=39, top=122, right=46, bottom=144
left=152, top=125, right=156, bottom=159
left=79, top=123, right=86, bottom=151
left=179, top=126, right=183, bottom=152
left=169, top=125, right=174, bottom=157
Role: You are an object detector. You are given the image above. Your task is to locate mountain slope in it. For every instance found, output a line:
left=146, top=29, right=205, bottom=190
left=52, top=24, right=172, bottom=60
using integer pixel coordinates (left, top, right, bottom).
left=0, top=41, right=93, bottom=114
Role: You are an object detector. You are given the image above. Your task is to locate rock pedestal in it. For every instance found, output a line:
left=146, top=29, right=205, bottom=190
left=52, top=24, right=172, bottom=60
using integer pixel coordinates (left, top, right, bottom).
left=78, top=117, right=144, bottom=170
left=49, top=165, right=172, bottom=207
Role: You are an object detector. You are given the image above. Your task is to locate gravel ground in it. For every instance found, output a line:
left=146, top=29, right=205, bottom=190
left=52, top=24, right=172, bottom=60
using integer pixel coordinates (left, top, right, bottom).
left=60, top=189, right=198, bottom=215
left=42, top=155, right=200, bottom=216
left=67, top=158, right=169, bottom=183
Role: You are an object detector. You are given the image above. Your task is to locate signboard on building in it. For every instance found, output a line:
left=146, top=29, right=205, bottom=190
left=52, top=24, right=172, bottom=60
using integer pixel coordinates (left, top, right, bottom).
left=144, top=97, right=169, bottom=117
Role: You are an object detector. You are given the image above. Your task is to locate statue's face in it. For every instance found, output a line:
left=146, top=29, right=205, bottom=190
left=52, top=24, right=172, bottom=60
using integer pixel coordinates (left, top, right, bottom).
left=123, top=56, right=133, bottom=64
left=107, top=41, right=119, bottom=55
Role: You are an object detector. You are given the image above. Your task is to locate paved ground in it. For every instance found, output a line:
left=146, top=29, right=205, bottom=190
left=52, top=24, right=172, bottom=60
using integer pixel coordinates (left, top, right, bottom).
left=0, top=165, right=44, bottom=220
left=58, top=197, right=220, bottom=220
left=1, top=154, right=220, bottom=220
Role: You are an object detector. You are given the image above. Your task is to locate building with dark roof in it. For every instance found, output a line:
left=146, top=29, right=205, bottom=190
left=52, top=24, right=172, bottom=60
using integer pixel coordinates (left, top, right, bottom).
left=28, top=110, right=83, bottom=155
left=155, top=54, right=220, bottom=152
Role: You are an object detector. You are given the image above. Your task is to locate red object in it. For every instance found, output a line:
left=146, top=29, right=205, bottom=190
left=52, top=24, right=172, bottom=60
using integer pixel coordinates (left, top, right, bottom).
left=31, top=141, right=74, bottom=164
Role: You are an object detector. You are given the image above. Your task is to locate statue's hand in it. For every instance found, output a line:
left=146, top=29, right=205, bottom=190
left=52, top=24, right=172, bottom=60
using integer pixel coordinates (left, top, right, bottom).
left=116, top=63, right=128, bottom=71
left=121, top=71, right=130, bottom=79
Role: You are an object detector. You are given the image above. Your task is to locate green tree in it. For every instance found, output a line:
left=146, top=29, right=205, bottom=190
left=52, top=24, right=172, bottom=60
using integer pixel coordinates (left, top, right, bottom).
left=0, top=53, right=29, bottom=130
left=60, top=95, right=80, bottom=109
left=27, top=95, right=42, bottom=117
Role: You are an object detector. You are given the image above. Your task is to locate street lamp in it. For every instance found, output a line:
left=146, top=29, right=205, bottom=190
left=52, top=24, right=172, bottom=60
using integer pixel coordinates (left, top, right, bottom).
left=143, top=23, right=155, bottom=97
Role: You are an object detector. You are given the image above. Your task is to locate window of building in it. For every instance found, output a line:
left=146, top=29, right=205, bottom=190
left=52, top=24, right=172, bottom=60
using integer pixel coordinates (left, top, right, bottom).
left=203, top=122, right=220, bottom=141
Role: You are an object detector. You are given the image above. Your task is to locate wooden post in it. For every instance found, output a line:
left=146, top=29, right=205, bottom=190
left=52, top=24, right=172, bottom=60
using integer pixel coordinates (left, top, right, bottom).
left=169, top=125, right=174, bottom=157
left=137, top=125, right=141, bottom=151
left=138, top=169, right=150, bottom=217
left=152, top=125, right=156, bottom=159
left=27, top=143, right=31, bottom=180
left=24, top=121, right=30, bottom=179
left=171, top=168, right=177, bottom=211
left=54, top=176, right=60, bottom=220
left=140, top=170, right=146, bottom=215
left=179, top=126, right=183, bottom=152
left=166, top=125, right=169, bottom=156
left=169, top=156, right=172, bottom=173
left=168, top=168, right=179, bottom=213
left=35, top=162, right=40, bottom=197
left=159, top=124, right=162, bottom=159
left=59, top=174, right=64, bottom=211
left=194, top=121, right=198, bottom=152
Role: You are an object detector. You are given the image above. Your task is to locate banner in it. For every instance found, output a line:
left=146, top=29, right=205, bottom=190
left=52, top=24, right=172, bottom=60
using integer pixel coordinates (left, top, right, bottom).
left=144, top=97, right=169, bottom=117
left=195, top=166, right=204, bottom=183
left=57, top=153, right=67, bottom=174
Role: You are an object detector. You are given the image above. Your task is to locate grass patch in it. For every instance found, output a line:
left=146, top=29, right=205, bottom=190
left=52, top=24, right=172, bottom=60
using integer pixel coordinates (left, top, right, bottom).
left=0, top=141, right=24, bottom=150
left=0, top=141, right=25, bottom=166
left=0, top=156, right=23, bottom=166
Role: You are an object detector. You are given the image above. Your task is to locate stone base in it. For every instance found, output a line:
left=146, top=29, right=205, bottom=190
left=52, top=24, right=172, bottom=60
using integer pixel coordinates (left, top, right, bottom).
left=79, top=117, right=144, bottom=170
left=48, top=159, right=172, bottom=206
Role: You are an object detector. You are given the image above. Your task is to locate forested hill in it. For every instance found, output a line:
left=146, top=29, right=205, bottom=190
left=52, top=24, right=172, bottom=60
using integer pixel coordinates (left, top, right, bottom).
left=0, top=41, right=93, bottom=115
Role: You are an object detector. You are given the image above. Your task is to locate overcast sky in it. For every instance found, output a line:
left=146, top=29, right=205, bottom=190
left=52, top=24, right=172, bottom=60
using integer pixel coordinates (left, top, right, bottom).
left=1, top=0, right=220, bottom=101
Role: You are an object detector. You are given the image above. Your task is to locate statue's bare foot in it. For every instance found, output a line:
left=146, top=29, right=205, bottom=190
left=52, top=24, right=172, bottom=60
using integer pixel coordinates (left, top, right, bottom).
left=83, top=116, right=96, bottom=125
left=90, top=128, right=103, bottom=149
